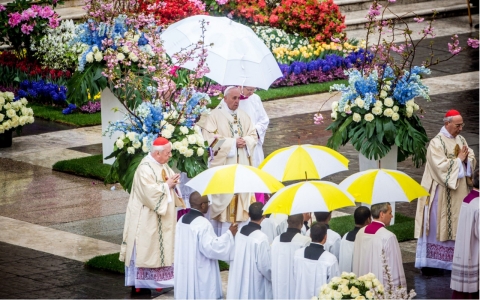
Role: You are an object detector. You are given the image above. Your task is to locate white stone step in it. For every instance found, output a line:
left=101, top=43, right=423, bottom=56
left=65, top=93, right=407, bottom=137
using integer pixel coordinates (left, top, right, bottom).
left=341, top=0, right=474, bottom=30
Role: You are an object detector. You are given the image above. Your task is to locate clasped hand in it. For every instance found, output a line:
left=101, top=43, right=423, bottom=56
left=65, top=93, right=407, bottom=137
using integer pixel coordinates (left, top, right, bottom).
left=166, top=173, right=180, bottom=189
left=236, top=138, right=246, bottom=148
left=458, top=145, right=469, bottom=162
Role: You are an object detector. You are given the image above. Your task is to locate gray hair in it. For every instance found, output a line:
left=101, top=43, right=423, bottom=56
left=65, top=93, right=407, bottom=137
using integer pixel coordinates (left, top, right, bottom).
left=224, top=86, right=238, bottom=97
left=150, top=142, right=172, bottom=154
left=443, top=116, right=453, bottom=123
left=371, top=202, right=391, bottom=219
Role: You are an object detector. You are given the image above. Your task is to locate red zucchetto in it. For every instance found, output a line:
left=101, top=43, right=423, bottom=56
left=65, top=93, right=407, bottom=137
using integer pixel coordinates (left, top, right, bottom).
left=153, top=137, right=169, bottom=146
left=445, top=110, right=461, bottom=117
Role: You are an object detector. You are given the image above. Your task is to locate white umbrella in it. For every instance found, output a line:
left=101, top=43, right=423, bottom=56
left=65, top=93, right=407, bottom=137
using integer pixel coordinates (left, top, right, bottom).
left=161, top=15, right=282, bottom=90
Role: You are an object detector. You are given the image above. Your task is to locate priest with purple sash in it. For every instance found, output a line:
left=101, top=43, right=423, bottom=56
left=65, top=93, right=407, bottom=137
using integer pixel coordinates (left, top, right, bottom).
left=451, top=168, right=479, bottom=299
left=353, top=202, right=406, bottom=288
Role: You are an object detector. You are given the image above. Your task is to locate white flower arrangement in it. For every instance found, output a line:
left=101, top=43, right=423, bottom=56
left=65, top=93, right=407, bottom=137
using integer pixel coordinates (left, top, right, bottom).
left=31, top=19, right=86, bottom=70
left=0, top=92, right=34, bottom=134
left=252, top=25, right=308, bottom=52
left=314, top=251, right=416, bottom=300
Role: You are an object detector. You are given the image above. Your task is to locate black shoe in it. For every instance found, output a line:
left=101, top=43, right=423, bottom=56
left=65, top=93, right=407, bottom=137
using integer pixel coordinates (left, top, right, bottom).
left=421, top=267, right=444, bottom=276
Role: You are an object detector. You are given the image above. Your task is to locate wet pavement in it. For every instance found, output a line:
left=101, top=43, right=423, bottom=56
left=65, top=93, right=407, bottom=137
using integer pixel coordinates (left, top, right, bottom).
left=0, top=23, right=478, bottom=299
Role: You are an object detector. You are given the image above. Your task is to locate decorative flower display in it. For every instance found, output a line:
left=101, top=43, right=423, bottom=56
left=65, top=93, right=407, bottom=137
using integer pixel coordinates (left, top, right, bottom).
left=138, top=0, right=207, bottom=25
left=0, top=0, right=60, bottom=56
left=252, top=25, right=308, bottom=52
left=0, top=91, right=34, bottom=134
left=323, top=0, right=480, bottom=168
left=17, top=80, right=67, bottom=105
left=31, top=19, right=85, bottom=70
left=104, top=90, right=211, bottom=192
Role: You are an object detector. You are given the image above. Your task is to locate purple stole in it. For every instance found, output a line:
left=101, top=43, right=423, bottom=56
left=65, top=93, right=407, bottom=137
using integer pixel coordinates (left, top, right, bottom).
left=463, top=190, right=479, bottom=204
left=364, top=221, right=385, bottom=234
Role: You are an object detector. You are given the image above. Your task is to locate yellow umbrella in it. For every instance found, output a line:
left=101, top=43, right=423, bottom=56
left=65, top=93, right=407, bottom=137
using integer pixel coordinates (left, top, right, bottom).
left=263, top=181, right=355, bottom=215
left=259, top=144, right=349, bottom=182
left=339, top=169, right=429, bottom=204
left=185, top=164, right=284, bottom=195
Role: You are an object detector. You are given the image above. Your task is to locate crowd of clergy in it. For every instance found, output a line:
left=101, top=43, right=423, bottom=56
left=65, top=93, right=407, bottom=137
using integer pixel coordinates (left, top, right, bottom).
left=118, top=86, right=478, bottom=300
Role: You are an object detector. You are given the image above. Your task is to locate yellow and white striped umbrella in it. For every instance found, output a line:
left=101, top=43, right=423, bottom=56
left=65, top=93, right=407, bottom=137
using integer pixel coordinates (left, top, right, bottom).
left=339, top=169, right=429, bottom=205
left=186, top=164, right=284, bottom=195
left=263, top=181, right=355, bottom=215
left=259, top=144, right=349, bottom=182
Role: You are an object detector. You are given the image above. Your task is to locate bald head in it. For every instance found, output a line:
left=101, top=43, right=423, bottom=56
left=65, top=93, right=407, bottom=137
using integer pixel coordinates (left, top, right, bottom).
left=287, top=214, right=304, bottom=229
left=189, top=192, right=209, bottom=213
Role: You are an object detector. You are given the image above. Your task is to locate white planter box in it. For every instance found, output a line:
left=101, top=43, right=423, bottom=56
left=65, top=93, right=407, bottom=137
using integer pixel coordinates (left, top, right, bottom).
left=358, top=145, right=398, bottom=224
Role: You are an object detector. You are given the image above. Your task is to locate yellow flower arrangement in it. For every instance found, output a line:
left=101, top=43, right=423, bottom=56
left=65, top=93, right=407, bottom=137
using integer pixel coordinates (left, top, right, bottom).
left=273, top=40, right=365, bottom=64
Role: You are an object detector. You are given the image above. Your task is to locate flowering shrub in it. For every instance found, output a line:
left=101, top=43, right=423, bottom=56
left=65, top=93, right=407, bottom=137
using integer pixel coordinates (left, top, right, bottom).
left=17, top=80, right=67, bottom=106
left=323, top=0, right=480, bottom=168
left=0, top=0, right=60, bottom=56
left=270, top=0, right=345, bottom=42
left=31, top=19, right=84, bottom=70
left=252, top=26, right=308, bottom=52
left=0, top=52, right=72, bottom=87
left=80, top=101, right=101, bottom=113
left=272, top=51, right=373, bottom=87
left=138, top=0, right=206, bottom=25
left=273, top=40, right=364, bottom=64
left=0, top=91, right=34, bottom=134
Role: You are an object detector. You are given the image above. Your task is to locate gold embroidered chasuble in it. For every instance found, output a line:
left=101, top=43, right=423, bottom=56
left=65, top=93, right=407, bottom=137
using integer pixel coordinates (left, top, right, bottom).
left=414, top=133, right=476, bottom=241
left=197, top=101, right=258, bottom=222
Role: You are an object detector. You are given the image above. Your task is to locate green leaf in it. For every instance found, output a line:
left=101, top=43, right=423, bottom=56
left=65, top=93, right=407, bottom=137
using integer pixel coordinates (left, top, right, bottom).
left=375, top=117, right=384, bottom=143
left=383, top=118, right=396, bottom=144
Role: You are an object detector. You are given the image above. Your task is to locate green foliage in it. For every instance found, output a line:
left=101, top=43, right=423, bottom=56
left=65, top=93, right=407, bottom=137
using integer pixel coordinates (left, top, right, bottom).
left=330, top=213, right=414, bottom=242
left=327, top=112, right=428, bottom=167
left=66, top=62, right=107, bottom=106
left=85, top=253, right=125, bottom=274
left=53, top=155, right=114, bottom=183
left=85, top=252, right=230, bottom=274
left=29, top=103, right=101, bottom=126
left=104, top=150, right=145, bottom=193
left=257, top=80, right=348, bottom=101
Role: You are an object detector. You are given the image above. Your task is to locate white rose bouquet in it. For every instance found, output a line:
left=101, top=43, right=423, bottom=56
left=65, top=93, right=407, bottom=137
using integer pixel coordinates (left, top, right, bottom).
left=0, top=91, right=34, bottom=135
left=315, top=272, right=384, bottom=300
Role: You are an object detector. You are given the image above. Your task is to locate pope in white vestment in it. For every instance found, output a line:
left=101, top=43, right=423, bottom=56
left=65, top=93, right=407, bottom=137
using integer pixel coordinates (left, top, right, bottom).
left=238, top=86, right=269, bottom=167
left=339, top=206, right=371, bottom=273
left=174, top=192, right=237, bottom=299
left=197, top=86, right=258, bottom=236
left=120, top=138, right=184, bottom=290
left=353, top=203, right=406, bottom=288
left=415, top=111, right=476, bottom=271
left=294, top=223, right=340, bottom=300
left=450, top=181, right=479, bottom=297
left=271, top=214, right=311, bottom=299
left=227, top=202, right=272, bottom=299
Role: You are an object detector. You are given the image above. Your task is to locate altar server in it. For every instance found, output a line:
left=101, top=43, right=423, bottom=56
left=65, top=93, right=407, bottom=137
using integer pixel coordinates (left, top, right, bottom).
left=339, top=206, right=371, bottom=272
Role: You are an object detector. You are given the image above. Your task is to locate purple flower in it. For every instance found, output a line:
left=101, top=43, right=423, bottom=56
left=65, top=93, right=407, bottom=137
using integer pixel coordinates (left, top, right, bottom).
left=467, top=38, right=479, bottom=49
left=413, top=17, right=424, bottom=23
left=0, top=5, right=5, bottom=12
left=21, top=23, right=34, bottom=35
left=8, top=12, right=22, bottom=27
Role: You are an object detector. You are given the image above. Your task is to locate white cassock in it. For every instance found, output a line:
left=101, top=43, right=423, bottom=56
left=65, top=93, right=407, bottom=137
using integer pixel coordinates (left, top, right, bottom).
left=238, top=93, right=269, bottom=167
left=261, top=217, right=281, bottom=244
left=271, top=229, right=311, bottom=299
left=293, top=243, right=340, bottom=299
left=174, top=209, right=235, bottom=299
left=353, top=221, right=406, bottom=287
left=450, top=190, right=479, bottom=293
left=338, top=227, right=361, bottom=273
left=306, top=227, right=341, bottom=262
left=227, top=222, right=273, bottom=299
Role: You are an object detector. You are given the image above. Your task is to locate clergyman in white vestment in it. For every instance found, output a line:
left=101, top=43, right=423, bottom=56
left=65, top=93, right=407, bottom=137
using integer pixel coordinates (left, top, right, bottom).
left=174, top=192, right=237, bottom=299
left=306, top=212, right=341, bottom=262
left=238, top=86, right=269, bottom=167
left=339, top=206, right=371, bottom=273
left=227, top=202, right=273, bottom=299
left=271, top=214, right=311, bottom=299
left=415, top=110, right=476, bottom=271
left=120, top=138, right=184, bottom=294
left=261, top=215, right=282, bottom=244
left=450, top=169, right=479, bottom=298
left=197, top=86, right=258, bottom=236
left=294, top=223, right=340, bottom=299
left=353, top=202, right=406, bottom=288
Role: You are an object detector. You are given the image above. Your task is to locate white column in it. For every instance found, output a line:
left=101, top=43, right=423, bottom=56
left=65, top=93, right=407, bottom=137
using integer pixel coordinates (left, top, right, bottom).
left=358, top=145, right=397, bottom=224
left=101, top=88, right=125, bottom=165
